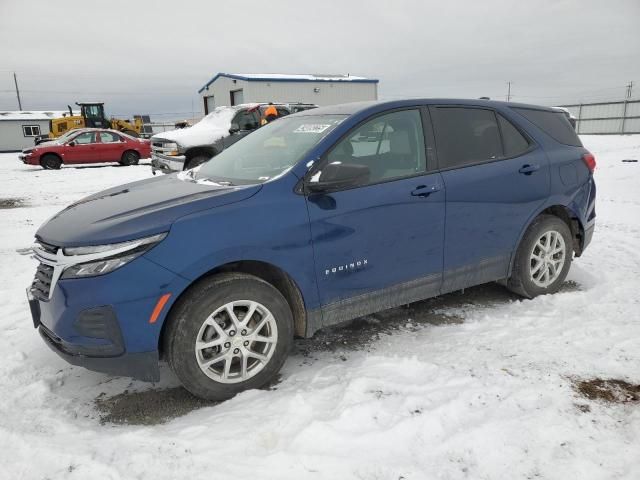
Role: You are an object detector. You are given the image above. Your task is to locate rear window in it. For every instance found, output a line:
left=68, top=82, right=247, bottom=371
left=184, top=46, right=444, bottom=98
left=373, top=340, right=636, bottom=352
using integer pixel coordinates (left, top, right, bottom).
left=512, top=107, right=582, bottom=146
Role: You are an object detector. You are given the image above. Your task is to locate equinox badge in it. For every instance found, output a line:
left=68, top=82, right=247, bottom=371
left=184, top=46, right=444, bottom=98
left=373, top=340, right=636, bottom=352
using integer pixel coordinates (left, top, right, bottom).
left=325, top=259, right=368, bottom=276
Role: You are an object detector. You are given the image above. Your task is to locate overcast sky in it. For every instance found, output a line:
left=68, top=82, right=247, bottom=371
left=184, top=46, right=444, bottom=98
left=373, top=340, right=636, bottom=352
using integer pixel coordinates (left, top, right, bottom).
left=1, top=0, right=639, bottom=120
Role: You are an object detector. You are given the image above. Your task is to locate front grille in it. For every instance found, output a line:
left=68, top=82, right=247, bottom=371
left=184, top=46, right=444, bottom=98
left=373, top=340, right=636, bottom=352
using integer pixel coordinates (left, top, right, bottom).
left=32, top=262, right=54, bottom=301
left=38, top=241, right=58, bottom=255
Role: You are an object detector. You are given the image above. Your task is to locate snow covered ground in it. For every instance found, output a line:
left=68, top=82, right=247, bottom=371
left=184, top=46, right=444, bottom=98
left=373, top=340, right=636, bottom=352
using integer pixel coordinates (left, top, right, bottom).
left=0, top=137, right=639, bottom=480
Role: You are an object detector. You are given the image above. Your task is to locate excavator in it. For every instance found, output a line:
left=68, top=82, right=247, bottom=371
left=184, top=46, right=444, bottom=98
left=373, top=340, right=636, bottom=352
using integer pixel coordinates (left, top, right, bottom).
left=35, top=102, right=150, bottom=144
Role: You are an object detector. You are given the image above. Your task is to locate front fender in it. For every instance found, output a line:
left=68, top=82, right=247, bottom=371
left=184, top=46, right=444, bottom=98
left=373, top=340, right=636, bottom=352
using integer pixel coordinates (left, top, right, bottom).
left=144, top=173, right=320, bottom=310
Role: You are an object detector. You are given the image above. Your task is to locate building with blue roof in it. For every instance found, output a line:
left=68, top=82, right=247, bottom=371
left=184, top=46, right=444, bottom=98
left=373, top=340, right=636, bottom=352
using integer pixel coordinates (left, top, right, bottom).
left=198, top=73, right=379, bottom=113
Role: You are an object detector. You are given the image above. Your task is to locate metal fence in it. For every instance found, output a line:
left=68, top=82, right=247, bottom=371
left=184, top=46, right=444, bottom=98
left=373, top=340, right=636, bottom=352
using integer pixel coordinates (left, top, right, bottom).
left=559, top=100, right=640, bottom=134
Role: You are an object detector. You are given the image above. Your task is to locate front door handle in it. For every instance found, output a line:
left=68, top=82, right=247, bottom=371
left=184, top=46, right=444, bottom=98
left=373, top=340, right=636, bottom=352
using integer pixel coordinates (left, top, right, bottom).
left=519, top=164, right=540, bottom=175
left=411, top=184, right=441, bottom=197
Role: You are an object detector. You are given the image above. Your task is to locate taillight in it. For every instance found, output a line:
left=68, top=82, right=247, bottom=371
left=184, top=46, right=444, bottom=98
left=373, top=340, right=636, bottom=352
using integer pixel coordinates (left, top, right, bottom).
left=582, top=152, right=596, bottom=173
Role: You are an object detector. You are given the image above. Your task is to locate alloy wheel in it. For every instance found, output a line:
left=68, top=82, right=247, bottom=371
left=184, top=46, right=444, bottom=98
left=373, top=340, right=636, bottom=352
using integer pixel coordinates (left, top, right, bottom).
left=194, top=300, right=278, bottom=384
left=529, top=230, right=566, bottom=288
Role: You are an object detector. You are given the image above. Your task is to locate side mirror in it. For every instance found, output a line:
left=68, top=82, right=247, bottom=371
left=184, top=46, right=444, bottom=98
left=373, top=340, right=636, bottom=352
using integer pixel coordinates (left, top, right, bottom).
left=68, top=141, right=76, bottom=147
left=307, top=162, right=370, bottom=193
left=229, top=123, right=240, bottom=134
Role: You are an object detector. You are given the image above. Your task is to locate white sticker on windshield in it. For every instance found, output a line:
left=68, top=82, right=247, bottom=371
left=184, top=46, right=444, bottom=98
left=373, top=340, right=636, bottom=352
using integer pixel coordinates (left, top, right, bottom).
left=294, top=124, right=332, bottom=134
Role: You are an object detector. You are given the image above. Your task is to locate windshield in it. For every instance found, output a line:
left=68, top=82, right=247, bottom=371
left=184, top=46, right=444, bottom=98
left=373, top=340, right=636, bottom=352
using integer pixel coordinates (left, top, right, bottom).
left=195, top=114, right=346, bottom=184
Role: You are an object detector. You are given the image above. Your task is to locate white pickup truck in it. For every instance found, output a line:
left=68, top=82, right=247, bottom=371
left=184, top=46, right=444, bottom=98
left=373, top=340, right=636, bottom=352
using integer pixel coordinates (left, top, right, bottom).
left=151, top=103, right=316, bottom=174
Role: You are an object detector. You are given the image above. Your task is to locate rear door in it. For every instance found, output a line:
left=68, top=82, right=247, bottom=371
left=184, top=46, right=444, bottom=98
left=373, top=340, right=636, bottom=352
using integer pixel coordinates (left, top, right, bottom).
left=97, top=131, right=126, bottom=162
left=305, top=108, right=445, bottom=324
left=65, top=131, right=101, bottom=163
left=430, top=106, right=550, bottom=292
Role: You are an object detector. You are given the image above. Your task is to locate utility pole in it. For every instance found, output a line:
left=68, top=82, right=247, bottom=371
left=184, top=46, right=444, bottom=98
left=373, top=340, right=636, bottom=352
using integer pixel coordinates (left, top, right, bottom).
left=506, top=81, right=512, bottom=102
left=626, top=81, right=633, bottom=99
left=13, top=72, right=23, bottom=110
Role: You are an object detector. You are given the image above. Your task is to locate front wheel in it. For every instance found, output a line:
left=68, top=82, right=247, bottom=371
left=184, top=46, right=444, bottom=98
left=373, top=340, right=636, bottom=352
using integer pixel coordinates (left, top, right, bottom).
left=40, top=154, right=62, bottom=170
left=164, top=273, right=293, bottom=401
left=507, top=215, right=573, bottom=298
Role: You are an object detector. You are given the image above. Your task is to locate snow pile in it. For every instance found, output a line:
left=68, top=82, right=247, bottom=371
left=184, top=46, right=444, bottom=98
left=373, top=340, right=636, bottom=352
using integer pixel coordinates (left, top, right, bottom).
left=0, top=137, right=639, bottom=479
left=151, top=106, right=239, bottom=148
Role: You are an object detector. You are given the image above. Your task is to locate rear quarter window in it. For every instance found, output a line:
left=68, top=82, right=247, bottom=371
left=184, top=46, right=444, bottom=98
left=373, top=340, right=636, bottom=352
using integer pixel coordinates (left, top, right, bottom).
left=512, top=107, right=582, bottom=147
left=497, top=114, right=530, bottom=157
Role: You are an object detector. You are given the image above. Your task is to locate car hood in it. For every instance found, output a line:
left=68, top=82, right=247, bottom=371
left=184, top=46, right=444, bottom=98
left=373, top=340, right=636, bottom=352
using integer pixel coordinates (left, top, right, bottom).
left=36, top=174, right=262, bottom=247
left=24, top=141, right=60, bottom=152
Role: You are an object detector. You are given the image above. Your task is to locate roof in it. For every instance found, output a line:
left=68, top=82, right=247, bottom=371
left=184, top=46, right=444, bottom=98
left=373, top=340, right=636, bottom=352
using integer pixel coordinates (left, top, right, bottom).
left=198, top=72, right=379, bottom=93
left=0, top=111, right=71, bottom=121
left=294, top=98, right=556, bottom=117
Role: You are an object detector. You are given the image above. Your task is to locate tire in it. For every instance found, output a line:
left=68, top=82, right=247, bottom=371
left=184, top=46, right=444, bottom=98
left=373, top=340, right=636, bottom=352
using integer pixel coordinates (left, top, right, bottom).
left=164, top=273, right=294, bottom=401
left=40, top=154, right=62, bottom=170
left=507, top=214, right=573, bottom=298
left=184, top=154, right=210, bottom=170
left=120, top=150, right=140, bottom=166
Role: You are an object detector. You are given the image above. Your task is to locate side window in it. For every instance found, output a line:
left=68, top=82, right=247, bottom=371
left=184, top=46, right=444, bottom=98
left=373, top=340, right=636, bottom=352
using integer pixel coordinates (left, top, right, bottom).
left=72, top=132, right=96, bottom=144
left=276, top=107, right=290, bottom=117
left=497, top=115, right=530, bottom=157
left=235, top=111, right=260, bottom=130
left=325, top=109, right=427, bottom=185
left=100, top=132, right=122, bottom=143
left=433, top=107, right=502, bottom=169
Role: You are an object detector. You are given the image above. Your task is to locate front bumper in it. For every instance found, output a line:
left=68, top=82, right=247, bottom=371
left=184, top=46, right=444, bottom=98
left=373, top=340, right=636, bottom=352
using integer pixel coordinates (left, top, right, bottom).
left=151, top=152, right=186, bottom=174
left=28, top=255, right=190, bottom=381
left=19, top=153, right=34, bottom=164
left=39, top=324, right=160, bottom=381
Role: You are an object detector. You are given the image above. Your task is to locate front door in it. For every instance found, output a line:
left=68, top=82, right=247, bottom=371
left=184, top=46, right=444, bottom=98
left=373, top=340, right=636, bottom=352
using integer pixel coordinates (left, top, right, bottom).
left=65, top=131, right=102, bottom=163
left=429, top=106, right=550, bottom=292
left=305, top=108, right=445, bottom=325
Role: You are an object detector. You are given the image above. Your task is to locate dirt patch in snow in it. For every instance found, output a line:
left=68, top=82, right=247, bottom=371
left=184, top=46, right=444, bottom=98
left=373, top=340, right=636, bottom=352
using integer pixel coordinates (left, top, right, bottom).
left=95, top=387, right=216, bottom=425
left=0, top=197, right=26, bottom=209
left=94, top=376, right=283, bottom=426
left=575, top=378, right=640, bottom=404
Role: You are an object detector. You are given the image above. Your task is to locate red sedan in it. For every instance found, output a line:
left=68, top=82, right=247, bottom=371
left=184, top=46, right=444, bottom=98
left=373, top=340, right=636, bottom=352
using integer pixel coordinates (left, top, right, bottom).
left=19, top=129, right=151, bottom=169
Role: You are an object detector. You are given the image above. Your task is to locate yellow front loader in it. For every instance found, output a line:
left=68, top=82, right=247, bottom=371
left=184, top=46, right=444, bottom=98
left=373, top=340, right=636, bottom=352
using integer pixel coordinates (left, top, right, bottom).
left=40, top=102, right=147, bottom=143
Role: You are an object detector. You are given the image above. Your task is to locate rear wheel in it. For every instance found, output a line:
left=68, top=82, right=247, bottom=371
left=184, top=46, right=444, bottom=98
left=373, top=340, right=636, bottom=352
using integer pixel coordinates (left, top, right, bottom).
left=120, top=150, right=140, bottom=166
left=507, top=215, right=573, bottom=298
left=164, top=273, right=293, bottom=401
left=40, top=154, right=62, bottom=170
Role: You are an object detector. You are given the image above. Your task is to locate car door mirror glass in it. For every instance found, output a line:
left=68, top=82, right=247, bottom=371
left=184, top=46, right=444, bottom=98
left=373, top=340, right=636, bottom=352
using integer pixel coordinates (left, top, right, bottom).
left=307, top=162, right=370, bottom=192
left=229, top=123, right=240, bottom=134
left=68, top=141, right=76, bottom=146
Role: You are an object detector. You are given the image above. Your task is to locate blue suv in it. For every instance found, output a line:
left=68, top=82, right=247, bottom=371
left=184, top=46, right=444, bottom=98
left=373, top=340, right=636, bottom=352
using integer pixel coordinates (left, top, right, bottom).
left=27, top=99, right=596, bottom=400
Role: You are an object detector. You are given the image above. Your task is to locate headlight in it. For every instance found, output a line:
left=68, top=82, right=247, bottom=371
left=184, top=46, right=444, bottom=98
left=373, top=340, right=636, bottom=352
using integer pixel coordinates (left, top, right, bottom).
left=60, top=232, right=167, bottom=279
left=163, top=142, right=179, bottom=155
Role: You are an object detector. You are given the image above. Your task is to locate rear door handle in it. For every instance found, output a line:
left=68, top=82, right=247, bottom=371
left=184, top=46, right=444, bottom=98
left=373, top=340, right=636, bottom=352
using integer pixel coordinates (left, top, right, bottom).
left=411, top=184, right=441, bottom=197
left=519, top=164, right=540, bottom=175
